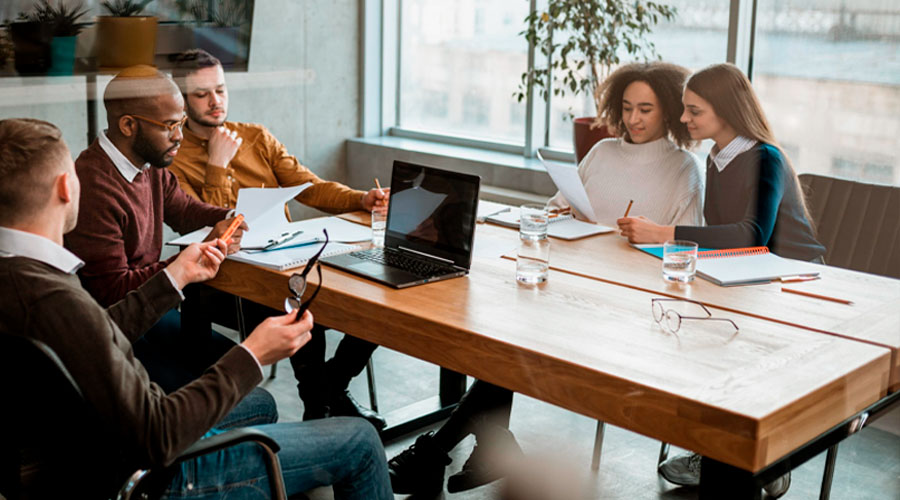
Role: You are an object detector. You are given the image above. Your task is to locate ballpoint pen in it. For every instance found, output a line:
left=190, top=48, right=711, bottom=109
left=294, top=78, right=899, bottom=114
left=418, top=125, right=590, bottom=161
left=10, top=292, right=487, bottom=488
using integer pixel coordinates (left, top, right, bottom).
left=262, top=230, right=304, bottom=250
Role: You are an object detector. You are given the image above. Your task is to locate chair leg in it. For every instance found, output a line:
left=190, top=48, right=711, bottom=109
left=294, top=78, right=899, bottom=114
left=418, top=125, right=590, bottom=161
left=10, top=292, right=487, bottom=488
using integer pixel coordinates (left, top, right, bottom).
left=591, top=421, right=606, bottom=471
left=658, top=442, right=671, bottom=466
left=819, top=444, right=839, bottom=500
left=365, top=358, right=378, bottom=412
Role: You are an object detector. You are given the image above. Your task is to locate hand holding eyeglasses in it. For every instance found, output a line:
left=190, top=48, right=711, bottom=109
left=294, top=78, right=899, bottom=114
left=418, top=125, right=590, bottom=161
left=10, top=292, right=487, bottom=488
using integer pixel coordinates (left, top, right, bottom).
left=241, top=309, right=314, bottom=366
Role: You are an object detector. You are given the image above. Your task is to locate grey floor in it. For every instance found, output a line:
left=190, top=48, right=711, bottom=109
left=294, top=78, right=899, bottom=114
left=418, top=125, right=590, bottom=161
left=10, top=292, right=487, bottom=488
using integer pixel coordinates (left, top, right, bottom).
left=251, top=328, right=900, bottom=500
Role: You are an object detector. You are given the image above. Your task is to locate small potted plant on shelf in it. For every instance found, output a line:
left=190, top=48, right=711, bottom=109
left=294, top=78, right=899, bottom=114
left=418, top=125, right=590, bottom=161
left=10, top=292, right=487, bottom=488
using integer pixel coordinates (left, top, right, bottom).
left=95, top=0, right=157, bottom=69
left=29, top=0, right=90, bottom=75
left=516, top=0, right=677, bottom=162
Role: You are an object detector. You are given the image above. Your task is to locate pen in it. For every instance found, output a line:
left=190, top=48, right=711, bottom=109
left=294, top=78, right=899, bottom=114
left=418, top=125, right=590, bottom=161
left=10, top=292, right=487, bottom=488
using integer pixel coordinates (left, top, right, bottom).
left=221, top=214, right=244, bottom=242
left=374, top=178, right=384, bottom=195
left=778, top=275, right=820, bottom=284
left=263, top=230, right=304, bottom=250
left=781, top=287, right=853, bottom=305
left=623, top=199, right=634, bottom=218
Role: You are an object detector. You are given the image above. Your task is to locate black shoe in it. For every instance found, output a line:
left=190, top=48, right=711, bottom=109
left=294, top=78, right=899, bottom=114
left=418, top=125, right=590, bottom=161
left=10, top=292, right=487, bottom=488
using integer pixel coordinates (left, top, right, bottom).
left=327, top=390, right=387, bottom=431
left=388, top=432, right=452, bottom=495
left=447, top=427, right=523, bottom=493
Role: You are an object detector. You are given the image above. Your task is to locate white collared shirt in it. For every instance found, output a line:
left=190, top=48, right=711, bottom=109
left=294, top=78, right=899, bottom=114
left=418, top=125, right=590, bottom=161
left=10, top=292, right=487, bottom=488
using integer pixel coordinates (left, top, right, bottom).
left=98, top=130, right=150, bottom=183
left=709, top=135, right=758, bottom=172
left=0, top=227, right=84, bottom=274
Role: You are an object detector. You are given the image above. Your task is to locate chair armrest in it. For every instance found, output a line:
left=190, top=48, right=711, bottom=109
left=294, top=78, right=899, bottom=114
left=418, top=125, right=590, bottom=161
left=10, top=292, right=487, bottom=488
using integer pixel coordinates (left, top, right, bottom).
left=177, top=427, right=281, bottom=462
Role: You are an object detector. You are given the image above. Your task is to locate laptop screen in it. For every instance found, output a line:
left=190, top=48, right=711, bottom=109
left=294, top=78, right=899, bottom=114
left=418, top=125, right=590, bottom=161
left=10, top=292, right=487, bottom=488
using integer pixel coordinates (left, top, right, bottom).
left=385, top=161, right=481, bottom=269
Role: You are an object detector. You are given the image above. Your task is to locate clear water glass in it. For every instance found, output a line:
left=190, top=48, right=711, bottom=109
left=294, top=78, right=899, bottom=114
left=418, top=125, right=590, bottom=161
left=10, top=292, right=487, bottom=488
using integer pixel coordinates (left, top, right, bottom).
left=371, top=207, right=387, bottom=248
left=516, top=204, right=550, bottom=284
left=662, top=240, right=698, bottom=282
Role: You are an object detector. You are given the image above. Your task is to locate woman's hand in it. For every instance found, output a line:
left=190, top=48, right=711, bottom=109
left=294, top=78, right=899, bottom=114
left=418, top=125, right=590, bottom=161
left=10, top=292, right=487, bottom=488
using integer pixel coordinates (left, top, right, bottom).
left=616, top=216, right=675, bottom=244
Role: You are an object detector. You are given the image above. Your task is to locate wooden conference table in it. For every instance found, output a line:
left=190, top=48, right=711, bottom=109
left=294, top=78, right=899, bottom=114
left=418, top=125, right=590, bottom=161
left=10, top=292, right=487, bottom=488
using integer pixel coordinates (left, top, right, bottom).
left=207, top=212, right=899, bottom=499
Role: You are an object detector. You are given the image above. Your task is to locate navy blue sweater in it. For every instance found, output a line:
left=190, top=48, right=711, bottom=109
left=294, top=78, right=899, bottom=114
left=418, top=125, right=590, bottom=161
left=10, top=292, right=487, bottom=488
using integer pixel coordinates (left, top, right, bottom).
left=675, top=143, right=825, bottom=262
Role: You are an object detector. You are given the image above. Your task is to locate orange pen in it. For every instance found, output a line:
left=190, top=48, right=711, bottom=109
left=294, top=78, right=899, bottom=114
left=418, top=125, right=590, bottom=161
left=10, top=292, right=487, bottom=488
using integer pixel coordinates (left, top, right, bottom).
left=221, top=214, right=245, bottom=242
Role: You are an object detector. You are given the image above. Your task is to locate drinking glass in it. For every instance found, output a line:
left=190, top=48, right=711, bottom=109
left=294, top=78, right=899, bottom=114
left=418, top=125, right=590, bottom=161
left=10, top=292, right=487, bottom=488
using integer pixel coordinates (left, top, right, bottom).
left=516, top=204, right=550, bottom=284
left=662, top=240, right=698, bottom=282
left=371, top=206, right=387, bottom=248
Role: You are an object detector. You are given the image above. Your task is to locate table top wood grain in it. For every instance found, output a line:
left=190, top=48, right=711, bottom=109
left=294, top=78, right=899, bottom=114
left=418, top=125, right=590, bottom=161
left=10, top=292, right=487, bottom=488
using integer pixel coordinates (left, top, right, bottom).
left=207, top=213, right=893, bottom=472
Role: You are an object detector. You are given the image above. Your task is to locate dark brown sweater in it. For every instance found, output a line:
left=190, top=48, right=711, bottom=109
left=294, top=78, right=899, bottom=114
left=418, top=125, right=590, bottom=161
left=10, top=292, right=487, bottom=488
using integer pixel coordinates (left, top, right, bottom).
left=64, top=139, right=229, bottom=306
left=0, top=257, right=261, bottom=490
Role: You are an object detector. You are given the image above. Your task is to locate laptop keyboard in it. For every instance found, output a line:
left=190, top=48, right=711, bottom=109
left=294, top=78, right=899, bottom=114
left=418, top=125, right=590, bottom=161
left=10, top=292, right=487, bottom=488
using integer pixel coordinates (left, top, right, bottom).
left=351, top=248, right=455, bottom=277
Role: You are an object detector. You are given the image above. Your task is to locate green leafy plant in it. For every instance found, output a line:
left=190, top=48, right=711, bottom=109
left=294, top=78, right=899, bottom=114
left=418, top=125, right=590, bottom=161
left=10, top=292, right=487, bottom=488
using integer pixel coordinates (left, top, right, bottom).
left=175, top=0, right=252, bottom=27
left=18, top=0, right=90, bottom=36
left=101, top=0, right=155, bottom=17
left=516, top=0, right=677, bottom=121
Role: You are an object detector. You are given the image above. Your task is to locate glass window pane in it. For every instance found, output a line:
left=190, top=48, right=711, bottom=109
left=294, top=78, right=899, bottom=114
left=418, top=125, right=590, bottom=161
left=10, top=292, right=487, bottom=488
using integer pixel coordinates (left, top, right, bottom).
left=547, top=0, right=730, bottom=151
left=399, top=0, right=529, bottom=144
left=754, top=0, right=900, bottom=185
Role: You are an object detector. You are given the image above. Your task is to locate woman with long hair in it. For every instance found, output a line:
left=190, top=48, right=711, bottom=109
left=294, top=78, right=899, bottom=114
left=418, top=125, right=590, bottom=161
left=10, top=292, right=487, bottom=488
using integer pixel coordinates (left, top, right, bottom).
left=549, top=61, right=704, bottom=227
left=618, top=63, right=824, bottom=263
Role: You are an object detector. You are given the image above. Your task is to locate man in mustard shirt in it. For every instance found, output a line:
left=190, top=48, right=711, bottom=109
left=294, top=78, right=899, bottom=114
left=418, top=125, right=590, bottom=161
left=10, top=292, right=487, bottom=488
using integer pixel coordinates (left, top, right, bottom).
left=169, top=49, right=387, bottom=430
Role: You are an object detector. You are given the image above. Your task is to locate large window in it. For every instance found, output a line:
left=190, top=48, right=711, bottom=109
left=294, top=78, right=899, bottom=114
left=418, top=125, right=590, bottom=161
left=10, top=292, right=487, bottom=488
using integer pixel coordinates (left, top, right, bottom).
left=398, top=0, right=529, bottom=144
left=380, top=0, right=900, bottom=186
left=754, top=0, right=900, bottom=185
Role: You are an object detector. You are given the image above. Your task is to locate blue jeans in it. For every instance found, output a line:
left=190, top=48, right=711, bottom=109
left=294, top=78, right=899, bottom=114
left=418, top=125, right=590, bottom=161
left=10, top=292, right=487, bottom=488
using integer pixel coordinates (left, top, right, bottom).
left=162, top=417, right=391, bottom=500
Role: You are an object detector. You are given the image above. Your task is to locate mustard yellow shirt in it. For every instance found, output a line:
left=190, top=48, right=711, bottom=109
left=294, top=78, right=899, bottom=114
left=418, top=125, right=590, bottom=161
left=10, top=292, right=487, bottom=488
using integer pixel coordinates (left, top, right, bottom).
left=170, top=121, right=364, bottom=215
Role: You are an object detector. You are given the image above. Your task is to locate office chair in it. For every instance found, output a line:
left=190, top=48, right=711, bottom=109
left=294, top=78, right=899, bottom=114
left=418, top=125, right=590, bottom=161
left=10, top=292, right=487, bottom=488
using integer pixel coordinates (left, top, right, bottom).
left=799, top=173, right=900, bottom=278
left=0, top=334, right=286, bottom=500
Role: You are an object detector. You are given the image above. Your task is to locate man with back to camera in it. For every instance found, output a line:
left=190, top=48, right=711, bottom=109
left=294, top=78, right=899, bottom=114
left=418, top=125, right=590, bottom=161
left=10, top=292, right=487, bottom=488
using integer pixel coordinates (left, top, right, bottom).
left=0, top=118, right=392, bottom=499
left=168, top=49, right=388, bottom=429
left=64, top=65, right=252, bottom=392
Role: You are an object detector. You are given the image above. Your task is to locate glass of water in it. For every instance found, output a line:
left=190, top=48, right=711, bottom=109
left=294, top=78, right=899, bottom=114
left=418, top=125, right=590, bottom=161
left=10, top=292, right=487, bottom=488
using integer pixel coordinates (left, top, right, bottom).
left=662, top=240, right=698, bottom=283
left=516, top=204, right=550, bottom=284
left=371, top=206, right=387, bottom=248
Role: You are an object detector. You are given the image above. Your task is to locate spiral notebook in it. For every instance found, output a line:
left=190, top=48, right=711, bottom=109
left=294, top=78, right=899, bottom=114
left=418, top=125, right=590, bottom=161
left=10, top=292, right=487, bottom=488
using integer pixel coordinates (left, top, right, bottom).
left=634, top=245, right=820, bottom=286
left=485, top=208, right=613, bottom=240
left=228, top=242, right=361, bottom=271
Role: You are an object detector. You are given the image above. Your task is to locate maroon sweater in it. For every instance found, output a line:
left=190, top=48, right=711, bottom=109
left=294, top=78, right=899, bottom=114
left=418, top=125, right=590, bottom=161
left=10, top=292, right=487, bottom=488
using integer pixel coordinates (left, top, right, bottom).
left=65, top=139, right=228, bottom=306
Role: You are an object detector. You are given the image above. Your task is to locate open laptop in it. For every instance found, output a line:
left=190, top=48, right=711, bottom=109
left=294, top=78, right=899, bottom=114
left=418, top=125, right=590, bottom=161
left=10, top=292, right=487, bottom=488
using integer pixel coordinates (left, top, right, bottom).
left=321, top=161, right=481, bottom=288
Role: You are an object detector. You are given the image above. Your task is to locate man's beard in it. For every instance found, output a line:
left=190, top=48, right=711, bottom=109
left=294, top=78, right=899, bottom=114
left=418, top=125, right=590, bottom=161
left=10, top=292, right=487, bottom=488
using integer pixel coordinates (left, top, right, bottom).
left=133, top=123, right=178, bottom=168
left=187, top=103, right=226, bottom=128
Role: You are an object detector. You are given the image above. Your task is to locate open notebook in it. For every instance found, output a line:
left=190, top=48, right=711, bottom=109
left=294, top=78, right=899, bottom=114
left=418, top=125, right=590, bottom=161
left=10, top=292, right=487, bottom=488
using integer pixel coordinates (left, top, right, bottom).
left=229, top=242, right=360, bottom=271
left=485, top=207, right=613, bottom=240
left=634, top=245, right=820, bottom=286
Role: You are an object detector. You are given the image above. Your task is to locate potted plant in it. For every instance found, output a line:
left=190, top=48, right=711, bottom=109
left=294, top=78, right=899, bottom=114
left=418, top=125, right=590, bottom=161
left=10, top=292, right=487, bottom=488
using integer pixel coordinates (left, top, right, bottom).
left=25, top=1, right=90, bottom=75
left=95, top=0, right=157, bottom=69
left=175, top=0, right=253, bottom=68
left=516, top=0, right=677, bottom=162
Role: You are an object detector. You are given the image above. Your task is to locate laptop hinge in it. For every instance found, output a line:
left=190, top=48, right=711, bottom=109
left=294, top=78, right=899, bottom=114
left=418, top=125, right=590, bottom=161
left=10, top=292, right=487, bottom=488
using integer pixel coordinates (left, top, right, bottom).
left=398, top=246, right=455, bottom=266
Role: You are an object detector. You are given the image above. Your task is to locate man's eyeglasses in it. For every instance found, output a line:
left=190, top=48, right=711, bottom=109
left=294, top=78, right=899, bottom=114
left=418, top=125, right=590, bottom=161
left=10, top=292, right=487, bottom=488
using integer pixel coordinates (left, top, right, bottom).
left=128, top=114, right=188, bottom=134
left=284, top=229, right=329, bottom=318
left=651, top=298, right=739, bottom=334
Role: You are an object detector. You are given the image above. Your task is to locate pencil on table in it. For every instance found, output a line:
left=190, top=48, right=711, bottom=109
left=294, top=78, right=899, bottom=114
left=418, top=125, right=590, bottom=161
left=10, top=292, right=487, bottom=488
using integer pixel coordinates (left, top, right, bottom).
left=623, top=199, right=634, bottom=218
left=781, top=287, right=853, bottom=305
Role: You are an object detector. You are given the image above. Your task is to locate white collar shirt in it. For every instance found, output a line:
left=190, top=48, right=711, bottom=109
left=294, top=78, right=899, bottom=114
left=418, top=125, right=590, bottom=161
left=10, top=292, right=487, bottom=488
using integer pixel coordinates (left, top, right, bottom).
left=98, top=130, right=150, bottom=183
left=709, top=135, right=758, bottom=172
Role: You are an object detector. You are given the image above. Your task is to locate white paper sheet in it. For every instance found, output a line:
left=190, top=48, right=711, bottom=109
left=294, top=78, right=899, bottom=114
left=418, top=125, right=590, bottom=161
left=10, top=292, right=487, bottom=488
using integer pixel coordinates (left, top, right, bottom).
left=537, top=151, right=597, bottom=223
left=235, top=183, right=311, bottom=248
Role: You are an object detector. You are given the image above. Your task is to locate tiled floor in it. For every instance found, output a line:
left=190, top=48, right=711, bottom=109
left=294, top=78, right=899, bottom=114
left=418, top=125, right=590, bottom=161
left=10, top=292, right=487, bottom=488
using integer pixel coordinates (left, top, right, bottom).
left=251, top=329, right=900, bottom=500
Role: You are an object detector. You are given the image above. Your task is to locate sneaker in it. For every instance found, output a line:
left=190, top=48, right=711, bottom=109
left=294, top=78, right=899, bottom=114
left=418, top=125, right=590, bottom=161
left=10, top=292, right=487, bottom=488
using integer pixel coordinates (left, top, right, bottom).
left=447, top=427, right=524, bottom=493
left=658, top=452, right=702, bottom=486
left=388, top=432, right=452, bottom=495
left=763, top=472, right=791, bottom=498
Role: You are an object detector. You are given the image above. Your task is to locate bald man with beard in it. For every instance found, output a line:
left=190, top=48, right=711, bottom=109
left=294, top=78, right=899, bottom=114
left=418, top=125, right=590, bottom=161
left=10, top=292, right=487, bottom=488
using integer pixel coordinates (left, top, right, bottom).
left=65, top=66, right=249, bottom=392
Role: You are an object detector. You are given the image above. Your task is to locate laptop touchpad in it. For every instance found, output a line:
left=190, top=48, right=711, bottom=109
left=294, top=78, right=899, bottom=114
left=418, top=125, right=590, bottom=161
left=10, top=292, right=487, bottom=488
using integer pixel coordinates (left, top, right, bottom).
left=349, top=261, right=390, bottom=275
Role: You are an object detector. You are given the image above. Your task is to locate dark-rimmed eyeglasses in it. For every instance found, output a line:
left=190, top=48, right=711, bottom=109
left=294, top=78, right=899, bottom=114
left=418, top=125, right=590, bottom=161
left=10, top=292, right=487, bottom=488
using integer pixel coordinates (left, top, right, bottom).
left=651, top=298, right=739, bottom=334
left=128, top=114, right=188, bottom=134
left=284, top=229, right=329, bottom=318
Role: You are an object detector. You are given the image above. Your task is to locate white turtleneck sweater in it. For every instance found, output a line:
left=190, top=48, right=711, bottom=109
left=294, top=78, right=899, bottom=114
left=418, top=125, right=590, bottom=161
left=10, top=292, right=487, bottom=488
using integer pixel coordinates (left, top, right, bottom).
left=548, top=137, right=704, bottom=227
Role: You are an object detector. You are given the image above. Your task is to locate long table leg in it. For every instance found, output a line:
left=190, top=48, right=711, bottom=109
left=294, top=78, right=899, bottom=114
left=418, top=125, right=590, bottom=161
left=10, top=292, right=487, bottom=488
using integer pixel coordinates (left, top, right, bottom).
left=699, top=456, right=761, bottom=500
left=378, top=368, right=467, bottom=442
